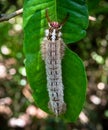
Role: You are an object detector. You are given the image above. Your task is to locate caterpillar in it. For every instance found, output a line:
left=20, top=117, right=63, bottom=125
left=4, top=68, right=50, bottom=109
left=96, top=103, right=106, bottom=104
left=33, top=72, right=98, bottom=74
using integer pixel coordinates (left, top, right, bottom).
left=41, top=9, right=69, bottom=116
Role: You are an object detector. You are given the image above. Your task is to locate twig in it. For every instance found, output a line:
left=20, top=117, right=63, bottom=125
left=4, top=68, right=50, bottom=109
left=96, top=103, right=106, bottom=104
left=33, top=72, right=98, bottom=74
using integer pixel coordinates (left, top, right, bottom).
left=0, top=8, right=96, bottom=22
left=0, top=8, right=23, bottom=22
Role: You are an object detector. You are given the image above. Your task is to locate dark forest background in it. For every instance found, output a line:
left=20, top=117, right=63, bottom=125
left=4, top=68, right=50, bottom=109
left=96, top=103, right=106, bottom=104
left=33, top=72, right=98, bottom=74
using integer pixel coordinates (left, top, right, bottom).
left=0, top=0, right=108, bottom=130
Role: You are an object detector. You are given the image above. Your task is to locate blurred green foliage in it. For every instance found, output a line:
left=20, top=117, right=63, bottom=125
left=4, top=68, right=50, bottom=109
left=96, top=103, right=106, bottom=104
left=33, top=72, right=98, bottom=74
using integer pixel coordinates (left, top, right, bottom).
left=0, top=0, right=108, bottom=130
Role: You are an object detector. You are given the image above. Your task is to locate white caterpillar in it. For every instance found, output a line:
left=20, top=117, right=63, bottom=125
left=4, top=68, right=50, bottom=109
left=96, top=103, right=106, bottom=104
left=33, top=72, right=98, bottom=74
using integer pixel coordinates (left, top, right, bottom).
left=41, top=10, right=69, bottom=116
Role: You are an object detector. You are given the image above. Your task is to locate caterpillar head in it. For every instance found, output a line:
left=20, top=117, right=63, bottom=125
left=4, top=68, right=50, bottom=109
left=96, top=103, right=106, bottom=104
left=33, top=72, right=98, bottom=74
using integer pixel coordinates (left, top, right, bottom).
left=48, top=21, right=62, bottom=30
left=46, top=9, right=69, bottom=30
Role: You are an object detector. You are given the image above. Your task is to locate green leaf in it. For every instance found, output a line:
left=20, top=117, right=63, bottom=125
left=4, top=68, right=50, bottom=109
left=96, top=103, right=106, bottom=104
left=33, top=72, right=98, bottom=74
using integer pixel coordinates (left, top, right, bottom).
left=23, top=0, right=88, bottom=122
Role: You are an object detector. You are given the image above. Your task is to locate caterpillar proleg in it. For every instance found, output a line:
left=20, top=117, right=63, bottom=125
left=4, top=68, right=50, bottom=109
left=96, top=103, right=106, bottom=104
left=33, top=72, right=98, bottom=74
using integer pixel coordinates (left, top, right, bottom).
left=41, top=9, right=69, bottom=116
